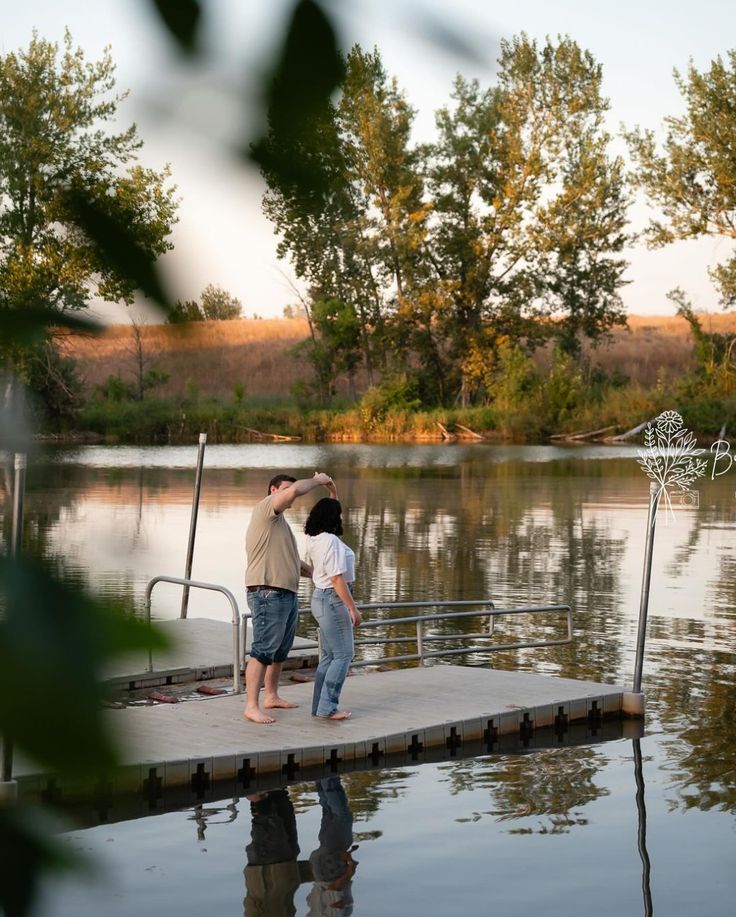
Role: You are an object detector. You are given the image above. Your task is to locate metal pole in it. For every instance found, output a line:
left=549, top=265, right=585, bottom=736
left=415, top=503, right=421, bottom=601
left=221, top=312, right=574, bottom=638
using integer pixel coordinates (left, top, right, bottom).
left=3, top=453, right=26, bottom=787
left=180, top=433, right=207, bottom=619
left=633, top=482, right=660, bottom=694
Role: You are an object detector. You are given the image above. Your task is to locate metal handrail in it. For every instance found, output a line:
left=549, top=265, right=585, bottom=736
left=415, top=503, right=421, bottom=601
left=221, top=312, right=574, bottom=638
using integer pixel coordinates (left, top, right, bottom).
left=242, top=599, right=572, bottom=669
left=144, top=575, right=242, bottom=693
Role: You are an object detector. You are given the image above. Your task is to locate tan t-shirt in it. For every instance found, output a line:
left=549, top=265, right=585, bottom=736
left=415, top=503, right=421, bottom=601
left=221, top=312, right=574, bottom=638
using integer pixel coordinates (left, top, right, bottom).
left=245, top=494, right=300, bottom=593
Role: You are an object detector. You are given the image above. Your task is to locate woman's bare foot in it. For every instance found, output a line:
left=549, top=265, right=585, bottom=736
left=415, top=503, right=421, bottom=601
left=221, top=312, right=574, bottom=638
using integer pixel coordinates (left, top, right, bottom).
left=243, top=708, right=275, bottom=724
left=263, top=697, right=298, bottom=709
left=316, top=710, right=351, bottom=720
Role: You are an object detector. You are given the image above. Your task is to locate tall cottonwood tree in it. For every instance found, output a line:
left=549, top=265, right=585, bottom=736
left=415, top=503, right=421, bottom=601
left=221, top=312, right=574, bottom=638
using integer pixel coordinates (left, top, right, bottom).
left=425, top=36, right=629, bottom=396
left=0, top=31, right=178, bottom=405
left=626, top=51, right=736, bottom=308
left=262, top=35, right=630, bottom=405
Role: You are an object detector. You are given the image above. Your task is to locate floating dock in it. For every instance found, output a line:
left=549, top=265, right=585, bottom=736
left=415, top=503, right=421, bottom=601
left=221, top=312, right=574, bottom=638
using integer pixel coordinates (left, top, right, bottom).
left=15, top=651, right=643, bottom=823
left=104, top=618, right=317, bottom=689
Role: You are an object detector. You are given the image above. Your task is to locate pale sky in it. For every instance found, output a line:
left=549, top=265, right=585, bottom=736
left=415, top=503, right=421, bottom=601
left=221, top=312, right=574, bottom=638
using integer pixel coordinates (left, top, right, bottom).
left=2, top=0, right=735, bottom=322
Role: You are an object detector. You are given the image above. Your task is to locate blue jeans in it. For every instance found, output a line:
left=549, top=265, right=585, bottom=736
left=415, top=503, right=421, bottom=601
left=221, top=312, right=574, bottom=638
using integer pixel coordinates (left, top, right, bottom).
left=247, top=588, right=298, bottom=665
left=311, top=587, right=354, bottom=716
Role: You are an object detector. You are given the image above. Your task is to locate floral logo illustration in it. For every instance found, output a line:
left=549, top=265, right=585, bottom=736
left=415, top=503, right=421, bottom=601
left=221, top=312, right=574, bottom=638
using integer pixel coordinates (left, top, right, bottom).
left=637, top=411, right=708, bottom=518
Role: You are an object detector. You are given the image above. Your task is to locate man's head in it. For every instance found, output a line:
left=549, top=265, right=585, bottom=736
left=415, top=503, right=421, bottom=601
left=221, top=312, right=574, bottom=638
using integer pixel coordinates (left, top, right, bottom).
left=267, top=473, right=297, bottom=496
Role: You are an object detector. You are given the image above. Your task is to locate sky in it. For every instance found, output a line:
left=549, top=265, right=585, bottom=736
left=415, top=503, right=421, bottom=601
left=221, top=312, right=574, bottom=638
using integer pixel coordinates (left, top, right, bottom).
left=2, top=0, right=736, bottom=323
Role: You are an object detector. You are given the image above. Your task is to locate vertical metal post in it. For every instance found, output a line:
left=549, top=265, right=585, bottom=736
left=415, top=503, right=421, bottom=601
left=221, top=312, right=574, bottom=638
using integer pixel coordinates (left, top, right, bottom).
left=416, top=619, right=424, bottom=665
left=180, top=433, right=207, bottom=619
left=3, top=453, right=26, bottom=787
left=633, top=482, right=660, bottom=694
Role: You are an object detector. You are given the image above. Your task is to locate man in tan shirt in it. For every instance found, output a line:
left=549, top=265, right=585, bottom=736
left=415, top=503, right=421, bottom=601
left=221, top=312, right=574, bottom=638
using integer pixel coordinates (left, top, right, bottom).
left=244, top=471, right=336, bottom=724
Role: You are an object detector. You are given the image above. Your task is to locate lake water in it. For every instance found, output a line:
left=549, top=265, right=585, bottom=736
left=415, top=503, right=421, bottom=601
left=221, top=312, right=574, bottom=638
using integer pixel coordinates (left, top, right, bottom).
left=6, top=442, right=735, bottom=917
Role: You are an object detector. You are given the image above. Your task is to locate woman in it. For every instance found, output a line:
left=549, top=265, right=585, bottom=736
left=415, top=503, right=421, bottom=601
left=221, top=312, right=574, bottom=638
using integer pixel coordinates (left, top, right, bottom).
left=304, top=497, right=362, bottom=720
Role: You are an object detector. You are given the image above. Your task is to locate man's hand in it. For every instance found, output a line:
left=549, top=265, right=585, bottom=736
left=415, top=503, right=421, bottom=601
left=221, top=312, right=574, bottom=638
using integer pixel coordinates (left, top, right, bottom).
left=313, top=471, right=332, bottom=487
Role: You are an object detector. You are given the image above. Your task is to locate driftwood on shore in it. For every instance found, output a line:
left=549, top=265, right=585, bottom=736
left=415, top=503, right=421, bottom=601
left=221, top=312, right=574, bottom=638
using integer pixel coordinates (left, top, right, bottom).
left=455, top=423, right=485, bottom=441
left=436, top=422, right=487, bottom=442
left=603, top=416, right=658, bottom=443
left=550, top=424, right=618, bottom=442
left=436, top=422, right=457, bottom=442
left=242, top=426, right=302, bottom=442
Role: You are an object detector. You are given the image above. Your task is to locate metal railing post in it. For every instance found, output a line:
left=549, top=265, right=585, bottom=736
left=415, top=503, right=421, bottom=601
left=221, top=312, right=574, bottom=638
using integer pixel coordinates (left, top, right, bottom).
left=633, top=483, right=660, bottom=694
left=180, top=433, right=207, bottom=619
left=416, top=618, right=424, bottom=664
left=147, top=575, right=242, bottom=693
left=3, top=453, right=26, bottom=789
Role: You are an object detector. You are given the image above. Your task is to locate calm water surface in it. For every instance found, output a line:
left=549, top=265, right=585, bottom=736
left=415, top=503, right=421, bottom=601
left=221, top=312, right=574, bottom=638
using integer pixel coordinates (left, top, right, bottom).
left=4, top=443, right=735, bottom=917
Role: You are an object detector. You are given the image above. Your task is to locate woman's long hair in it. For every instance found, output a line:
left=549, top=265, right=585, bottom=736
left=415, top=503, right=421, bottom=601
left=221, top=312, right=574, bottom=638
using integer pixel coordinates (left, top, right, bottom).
left=305, top=497, right=343, bottom=536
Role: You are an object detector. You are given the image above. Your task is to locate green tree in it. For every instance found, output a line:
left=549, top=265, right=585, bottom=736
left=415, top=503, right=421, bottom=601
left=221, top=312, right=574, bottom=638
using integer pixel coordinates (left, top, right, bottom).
left=199, top=283, right=242, bottom=320
left=0, top=30, right=177, bottom=408
left=425, top=36, right=630, bottom=397
left=167, top=299, right=204, bottom=323
left=626, top=51, right=736, bottom=307
left=263, top=36, right=630, bottom=406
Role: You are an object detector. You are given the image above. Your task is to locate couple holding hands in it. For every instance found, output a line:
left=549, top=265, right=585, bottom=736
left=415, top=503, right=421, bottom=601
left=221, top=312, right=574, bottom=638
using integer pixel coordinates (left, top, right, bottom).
left=243, top=471, right=361, bottom=725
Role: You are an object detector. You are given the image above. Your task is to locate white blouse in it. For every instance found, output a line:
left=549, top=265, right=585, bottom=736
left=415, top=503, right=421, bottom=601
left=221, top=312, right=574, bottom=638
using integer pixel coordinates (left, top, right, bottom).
left=305, top=532, right=356, bottom=589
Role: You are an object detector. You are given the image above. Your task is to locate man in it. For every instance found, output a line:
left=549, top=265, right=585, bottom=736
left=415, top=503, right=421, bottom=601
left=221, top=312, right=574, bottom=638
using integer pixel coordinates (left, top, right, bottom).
left=244, top=471, right=336, bottom=724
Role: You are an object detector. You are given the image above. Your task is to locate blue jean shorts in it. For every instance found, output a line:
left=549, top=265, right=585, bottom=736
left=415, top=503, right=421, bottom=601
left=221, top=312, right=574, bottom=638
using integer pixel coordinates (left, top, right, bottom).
left=247, top=587, right=299, bottom=665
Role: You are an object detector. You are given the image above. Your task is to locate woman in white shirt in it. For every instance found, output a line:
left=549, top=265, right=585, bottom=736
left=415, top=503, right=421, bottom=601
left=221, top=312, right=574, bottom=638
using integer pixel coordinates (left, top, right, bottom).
left=304, top=498, right=362, bottom=720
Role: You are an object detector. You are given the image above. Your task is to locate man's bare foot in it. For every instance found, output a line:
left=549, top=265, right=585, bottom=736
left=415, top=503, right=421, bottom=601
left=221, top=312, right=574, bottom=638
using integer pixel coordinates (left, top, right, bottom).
left=316, top=710, right=351, bottom=720
left=263, top=697, right=298, bottom=709
left=243, top=709, right=275, bottom=724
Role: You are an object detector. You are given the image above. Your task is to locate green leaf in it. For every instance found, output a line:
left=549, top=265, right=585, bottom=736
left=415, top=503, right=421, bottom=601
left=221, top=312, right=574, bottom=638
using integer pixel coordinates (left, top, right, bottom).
left=149, top=0, right=202, bottom=56
left=250, top=0, right=345, bottom=199
left=0, top=806, right=80, bottom=917
left=0, top=556, right=168, bottom=776
left=0, top=308, right=101, bottom=348
left=64, top=190, right=171, bottom=311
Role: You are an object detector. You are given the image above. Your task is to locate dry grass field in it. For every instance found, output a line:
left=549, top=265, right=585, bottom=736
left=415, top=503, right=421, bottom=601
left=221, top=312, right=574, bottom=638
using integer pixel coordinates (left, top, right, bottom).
left=60, top=312, right=736, bottom=400
left=59, top=317, right=312, bottom=400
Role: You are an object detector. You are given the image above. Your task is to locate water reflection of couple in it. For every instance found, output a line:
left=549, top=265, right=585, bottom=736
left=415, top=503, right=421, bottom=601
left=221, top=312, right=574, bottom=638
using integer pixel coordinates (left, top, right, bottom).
left=243, top=776, right=358, bottom=917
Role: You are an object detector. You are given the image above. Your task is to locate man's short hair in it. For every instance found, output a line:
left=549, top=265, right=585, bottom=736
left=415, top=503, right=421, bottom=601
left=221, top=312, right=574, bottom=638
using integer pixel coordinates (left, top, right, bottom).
left=268, top=473, right=297, bottom=495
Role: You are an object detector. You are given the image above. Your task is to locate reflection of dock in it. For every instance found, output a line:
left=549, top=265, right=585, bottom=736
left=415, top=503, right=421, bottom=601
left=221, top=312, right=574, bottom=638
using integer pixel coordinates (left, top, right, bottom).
left=16, top=649, right=641, bottom=812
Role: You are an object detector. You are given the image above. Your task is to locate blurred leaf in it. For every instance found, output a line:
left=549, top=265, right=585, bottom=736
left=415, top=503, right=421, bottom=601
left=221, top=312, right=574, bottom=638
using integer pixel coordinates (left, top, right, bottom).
left=149, top=0, right=202, bottom=55
left=0, top=806, right=80, bottom=917
left=0, top=556, right=168, bottom=776
left=250, top=0, right=345, bottom=199
left=0, top=308, right=101, bottom=348
left=64, top=190, right=171, bottom=311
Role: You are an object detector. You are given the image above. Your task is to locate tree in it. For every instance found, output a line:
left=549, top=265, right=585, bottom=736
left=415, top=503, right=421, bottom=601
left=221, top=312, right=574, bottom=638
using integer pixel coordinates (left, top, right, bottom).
left=125, top=316, right=169, bottom=400
left=0, top=30, right=178, bottom=396
left=262, top=37, right=630, bottom=406
left=167, top=299, right=204, bottom=323
left=199, top=283, right=242, bottom=319
left=425, top=36, right=630, bottom=394
left=626, top=51, right=736, bottom=308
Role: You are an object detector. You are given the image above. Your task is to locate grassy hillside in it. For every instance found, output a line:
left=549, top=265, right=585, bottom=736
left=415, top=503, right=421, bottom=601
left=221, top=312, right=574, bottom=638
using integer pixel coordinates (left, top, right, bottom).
left=60, top=317, right=313, bottom=401
left=53, top=312, right=736, bottom=443
left=60, top=313, right=736, bottom=400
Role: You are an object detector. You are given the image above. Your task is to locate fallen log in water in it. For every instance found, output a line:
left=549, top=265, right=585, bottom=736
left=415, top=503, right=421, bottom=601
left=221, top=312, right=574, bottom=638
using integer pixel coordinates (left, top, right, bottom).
left=242, top=426, right=301, bottom=442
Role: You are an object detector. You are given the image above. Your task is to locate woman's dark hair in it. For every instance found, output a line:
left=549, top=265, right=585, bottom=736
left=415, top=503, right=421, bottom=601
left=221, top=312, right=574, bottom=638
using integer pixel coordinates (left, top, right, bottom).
left=305, top=497, right=343, bottom=536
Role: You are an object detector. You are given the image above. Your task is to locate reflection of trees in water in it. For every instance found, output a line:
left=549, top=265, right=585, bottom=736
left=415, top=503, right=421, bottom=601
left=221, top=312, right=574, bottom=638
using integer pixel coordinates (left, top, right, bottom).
left=339, top=769, right=415, bottom=823
left=342, top=462, right=628, bottom=684
left=654, top=651, right=736, bottom=815
left=437, top=746, right=607, bottom=834
left=711, top=550, right=736, bottom=621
